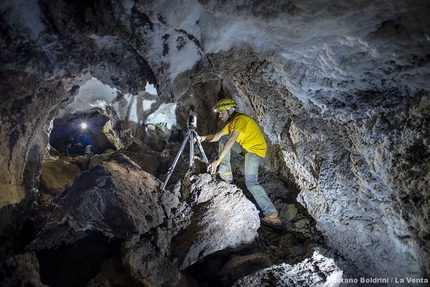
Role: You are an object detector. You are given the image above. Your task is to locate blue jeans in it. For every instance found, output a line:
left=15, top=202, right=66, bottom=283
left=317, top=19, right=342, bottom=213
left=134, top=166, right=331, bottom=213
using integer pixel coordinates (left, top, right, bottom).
left=218, top=136, right=278, bottom=217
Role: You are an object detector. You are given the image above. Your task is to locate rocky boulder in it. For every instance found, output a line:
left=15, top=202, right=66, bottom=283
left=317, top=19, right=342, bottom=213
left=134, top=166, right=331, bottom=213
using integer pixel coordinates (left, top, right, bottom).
left=0, top=252, right=48, bottom=287
left=39, top=155, right=82, bottom=196
left=233, top=249, right=343, bottom=287
left=171, top=175, right=260, bottom=270
left=29, top=153, right=165, bottom=251
left=28, top=153, right=261, bottom=286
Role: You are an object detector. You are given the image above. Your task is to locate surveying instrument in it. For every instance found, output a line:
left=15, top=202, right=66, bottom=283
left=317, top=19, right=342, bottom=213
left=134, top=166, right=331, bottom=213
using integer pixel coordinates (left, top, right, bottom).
left=162, top=114, right=214, bottom=190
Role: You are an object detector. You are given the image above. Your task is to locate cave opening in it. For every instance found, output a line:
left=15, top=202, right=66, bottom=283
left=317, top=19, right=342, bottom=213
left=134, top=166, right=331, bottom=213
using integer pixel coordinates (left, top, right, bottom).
left=49, top=110, right=116, bottom=157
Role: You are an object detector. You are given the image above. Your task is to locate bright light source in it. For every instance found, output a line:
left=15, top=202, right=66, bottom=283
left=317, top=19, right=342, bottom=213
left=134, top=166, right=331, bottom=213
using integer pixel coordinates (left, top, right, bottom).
left=81, top=123, right=87, bottom=129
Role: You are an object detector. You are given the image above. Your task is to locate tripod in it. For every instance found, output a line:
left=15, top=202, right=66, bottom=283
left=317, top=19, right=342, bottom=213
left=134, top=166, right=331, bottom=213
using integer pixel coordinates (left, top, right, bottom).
left=162, top=115, right=214, bottom=190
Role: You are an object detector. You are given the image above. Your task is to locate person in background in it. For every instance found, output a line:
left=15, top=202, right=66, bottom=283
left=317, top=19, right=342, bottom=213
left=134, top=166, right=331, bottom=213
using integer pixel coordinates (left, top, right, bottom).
left=197, top=98, right=281, bottom=227
left=65, top=126, right=92, bottom=157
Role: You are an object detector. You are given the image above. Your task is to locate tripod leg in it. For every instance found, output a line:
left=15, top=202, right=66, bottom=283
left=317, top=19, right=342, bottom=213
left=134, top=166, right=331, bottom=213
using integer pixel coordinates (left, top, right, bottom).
left=192, top=131, right=216, bottom=181
left=193, top=132, right=210, bottom=164
left=189, top=132, right=194, bottom=169
left=162, top=131, right=191, bottom=190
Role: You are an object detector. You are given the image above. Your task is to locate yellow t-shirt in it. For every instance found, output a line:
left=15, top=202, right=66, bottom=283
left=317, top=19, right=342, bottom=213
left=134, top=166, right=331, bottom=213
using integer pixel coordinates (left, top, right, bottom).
left=222, top=113, right=267, bottom=157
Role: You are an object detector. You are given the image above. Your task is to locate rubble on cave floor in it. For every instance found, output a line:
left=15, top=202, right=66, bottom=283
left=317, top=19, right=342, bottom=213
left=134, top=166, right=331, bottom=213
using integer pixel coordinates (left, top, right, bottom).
left=186, top=221, right=326, bottom=286
left=232, top=249, right=343, bottom=287
left=24, top=143, right=332, bottom=286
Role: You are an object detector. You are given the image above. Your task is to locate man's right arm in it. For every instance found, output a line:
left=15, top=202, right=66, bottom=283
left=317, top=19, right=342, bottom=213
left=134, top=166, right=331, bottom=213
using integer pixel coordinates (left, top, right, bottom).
left=199, top=130, right=226, bottom=142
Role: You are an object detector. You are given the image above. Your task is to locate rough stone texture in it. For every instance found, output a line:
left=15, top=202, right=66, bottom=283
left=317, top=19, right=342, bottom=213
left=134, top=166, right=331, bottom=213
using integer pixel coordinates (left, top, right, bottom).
left=220, top=253, right=273, bottom=287
left=233, top=249, right=343, bottom=287
left=0, top=0, right=429, bottom=285
left=227, top=58, right=430, bottom=279
left=29, top=153, right=164, bottom=251
left=120, top=173, right=261, bottom=286
left=27, top=153, right=260, bottom=286
left=39, top=155, right=82, bottom=196
left=86, top=258, right=149, bottom=287
left=122, top=239, right=184, bottom=287
left=172, top=174, right=260, bottom=270
left=0, top=252, right=48, bottom=287
left=121, top=150, right=160, bottom=176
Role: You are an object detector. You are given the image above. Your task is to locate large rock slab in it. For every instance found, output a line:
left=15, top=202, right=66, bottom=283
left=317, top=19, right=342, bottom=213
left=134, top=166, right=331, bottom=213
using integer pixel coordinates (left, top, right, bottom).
left=28, top=153, right=261, bottom=286
left=29, top=153, right=164, bottom=251
left=121, top=173, right=261, bottom=285
left=39, top=155, right=82, bottom=196
left=171, top=174, right=260, bottom=270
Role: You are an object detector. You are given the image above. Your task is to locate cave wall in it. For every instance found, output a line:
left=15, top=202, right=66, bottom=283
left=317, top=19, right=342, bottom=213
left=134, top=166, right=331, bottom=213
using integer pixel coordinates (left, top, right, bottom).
left=0, top=74, right=67, bottom=242
left=0, top=0, right=429, bottom=281
left=223, top=62, right=430, bottom=278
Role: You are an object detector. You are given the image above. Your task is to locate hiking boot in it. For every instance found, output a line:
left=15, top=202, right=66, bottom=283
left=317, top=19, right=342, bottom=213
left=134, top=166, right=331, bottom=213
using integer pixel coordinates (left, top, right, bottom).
left=261, top=213, right=282, bottom=228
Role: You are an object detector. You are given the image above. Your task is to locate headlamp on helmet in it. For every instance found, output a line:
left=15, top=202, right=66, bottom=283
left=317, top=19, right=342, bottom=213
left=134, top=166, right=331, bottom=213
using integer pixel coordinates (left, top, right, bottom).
left=213, top=98, right=237, bottom=112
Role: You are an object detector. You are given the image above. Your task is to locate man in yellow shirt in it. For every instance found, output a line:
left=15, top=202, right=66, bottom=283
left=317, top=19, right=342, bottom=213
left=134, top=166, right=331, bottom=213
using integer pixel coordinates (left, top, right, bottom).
left=198, top=98, right=281, bottom=227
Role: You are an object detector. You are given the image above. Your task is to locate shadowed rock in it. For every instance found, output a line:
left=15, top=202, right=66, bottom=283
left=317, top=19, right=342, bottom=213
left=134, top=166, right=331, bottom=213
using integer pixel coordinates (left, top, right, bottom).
left=0, top=252, right=48, bottom=287
left=28, top=154, right=261, bottom=286
left=171, top=174, right=260, bottom=270
left=29, top=153, right=164, bottom=251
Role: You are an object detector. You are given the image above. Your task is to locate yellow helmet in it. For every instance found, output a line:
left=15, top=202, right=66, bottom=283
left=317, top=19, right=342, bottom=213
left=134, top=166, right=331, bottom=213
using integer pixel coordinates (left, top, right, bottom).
left=213, top=98, right=237, bottom=112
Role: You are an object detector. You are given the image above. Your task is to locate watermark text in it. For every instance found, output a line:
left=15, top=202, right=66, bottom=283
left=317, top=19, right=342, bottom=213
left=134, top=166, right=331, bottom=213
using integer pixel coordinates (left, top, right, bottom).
left=328, top=277, right=429, bottom=284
